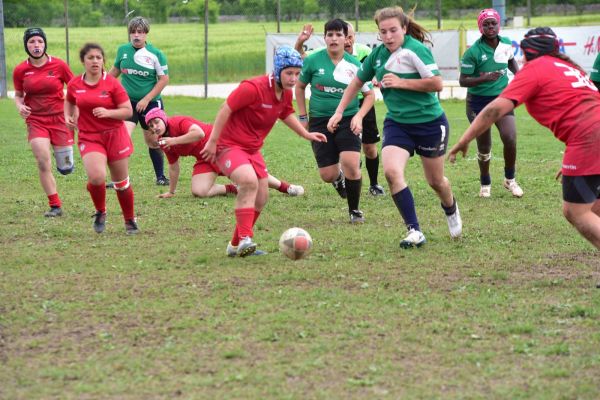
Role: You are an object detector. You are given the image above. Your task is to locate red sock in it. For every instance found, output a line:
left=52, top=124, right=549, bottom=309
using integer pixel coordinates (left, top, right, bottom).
left=47, top=193, right=61, bottom=208
left=87, top=182, right=106, bottom=213
left=234, top=207, right=255, bottom=242
left=116, top=186, right=135, bottom=221
left=231, top=226, right=239, bottom=246
left=278, top=181, right=290, bottom=194
left=253, top=209, right=261, bottom=227
left=225, top=184, right=238, bottom=195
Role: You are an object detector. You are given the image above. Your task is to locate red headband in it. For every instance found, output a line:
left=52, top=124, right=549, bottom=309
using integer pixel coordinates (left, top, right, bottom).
left=478, top=9, right=501, bottom=34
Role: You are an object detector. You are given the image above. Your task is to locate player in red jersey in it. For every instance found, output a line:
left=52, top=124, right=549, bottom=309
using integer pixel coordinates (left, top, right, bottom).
left=13, top=28, right=74, bottom=217
left=65, top=43, right=138, bottom=235
left=144, top=109, right=306, bottom=199
left=449, top=27, right=600, bottom=249
left=200, top=46, right=327, bottom=257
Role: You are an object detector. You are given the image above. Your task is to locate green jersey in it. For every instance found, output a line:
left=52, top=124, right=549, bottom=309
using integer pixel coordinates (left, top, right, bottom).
left=306, top=43, right=372, bottom=100
left=357, top=35, right=443, bottom=124
left=461, top=35, right=514, bottom=96
left=300, top=50, right=371, bottom=118
left=113, top=42, right=168, bottom=102
left=591, top=53, right=600, bottom=82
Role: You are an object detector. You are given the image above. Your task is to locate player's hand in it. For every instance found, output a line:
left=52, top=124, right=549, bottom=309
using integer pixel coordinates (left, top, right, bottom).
left=555, top=169, right=562, bottom=182
left=307, top=132, right=327, bottom=143
left=480, top=71, right=502, bottom=81
left=327, top=112, right=343, bottom=133
left=18, top=104, right=31, bottom=118
left=65, top=115, right=77, bottom=130
left=380, top=73, right=401, bottom=89
left=447, top=142, right=469, bottom=163
left=136, top=98, right=150, bottom=113
left=158, top=137, right=175, bottom=149
left=350, top=115, right=363, bottom=135
left=371, top=77, right=380, bottom=88
left=157, top=191, right=175, bottom=199
left=298, top=24, right=313, bottom=42
left=92, top=107, right=111, bottom=119
left=200, top=141, right=217, bottom=163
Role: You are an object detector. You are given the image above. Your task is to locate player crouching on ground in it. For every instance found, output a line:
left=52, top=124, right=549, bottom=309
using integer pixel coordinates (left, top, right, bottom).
left=145, top=108, right=306, bottom=199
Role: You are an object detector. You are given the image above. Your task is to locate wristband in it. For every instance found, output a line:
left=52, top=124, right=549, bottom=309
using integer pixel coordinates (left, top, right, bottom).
left=298, top=114, right=308, bottom=123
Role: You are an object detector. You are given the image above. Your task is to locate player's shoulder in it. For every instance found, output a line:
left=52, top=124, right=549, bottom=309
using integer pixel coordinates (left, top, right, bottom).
left=344, top=52, right=361, bottom=66
left=498, top=35, right=512, bottom=45
left=145, top=43, right=166, bottom=56
left=13, top=60, right=29, bottom=74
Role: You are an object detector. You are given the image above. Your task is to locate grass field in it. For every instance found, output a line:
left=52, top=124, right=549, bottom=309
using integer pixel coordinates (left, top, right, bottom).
left=0, top=96, right=599, bottom=399
left=4, top=13, right=600, bottom=86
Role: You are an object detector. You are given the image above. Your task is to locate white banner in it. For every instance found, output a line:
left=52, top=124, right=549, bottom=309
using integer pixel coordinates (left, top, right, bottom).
left=466, top=26, right=600, bottom=74
left=266, top=30, right=460, bottom=80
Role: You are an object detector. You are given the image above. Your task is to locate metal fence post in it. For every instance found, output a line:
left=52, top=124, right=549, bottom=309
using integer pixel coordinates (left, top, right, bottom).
left=204, top=0, right=208, bottom=99
left=64, top=0, right=70, bottom=66
left=277, top=0, right=281, bottom=33
left=355, top=0, right=359, bottom=32
left=0, top=0, right=6, bottom=98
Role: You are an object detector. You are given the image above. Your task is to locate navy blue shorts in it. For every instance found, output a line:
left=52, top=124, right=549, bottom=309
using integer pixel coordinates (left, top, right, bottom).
left=382, top=114, right=450, bottom=158
left=127, top=99, right=164, bottom=130
left=466, top=93, right=514, bottom=122
left=562, top=175, right=600, bottom=203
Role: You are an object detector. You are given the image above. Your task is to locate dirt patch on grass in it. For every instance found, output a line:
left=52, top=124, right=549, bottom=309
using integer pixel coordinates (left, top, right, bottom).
left=513, top=251, right=600, bottom=285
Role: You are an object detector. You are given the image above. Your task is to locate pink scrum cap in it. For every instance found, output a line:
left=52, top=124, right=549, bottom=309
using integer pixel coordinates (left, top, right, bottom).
left=478, top=9, right=501, bottom=34
left=145, top=108, right=168, bottom=126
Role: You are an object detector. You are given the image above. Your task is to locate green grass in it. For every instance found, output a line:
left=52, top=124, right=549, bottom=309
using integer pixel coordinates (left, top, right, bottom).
left=4, top=13, right=600, bottom=86
left=1, top=97, right=599, bottom=399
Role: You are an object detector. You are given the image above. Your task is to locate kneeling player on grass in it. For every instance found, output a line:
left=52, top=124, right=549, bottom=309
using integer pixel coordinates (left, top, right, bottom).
left=145, top=108, right=305, bottom=199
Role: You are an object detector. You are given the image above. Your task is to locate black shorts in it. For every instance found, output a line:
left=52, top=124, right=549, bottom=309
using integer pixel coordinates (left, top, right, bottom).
left=359, top=98, right=380, bottom=144
left=310, top=115, right=361, bottom=168
left=562, top=175, right=600, bottom=203
left=127, top=99, right=164, bottom=130
left=466, top=93, right=514, bottom=122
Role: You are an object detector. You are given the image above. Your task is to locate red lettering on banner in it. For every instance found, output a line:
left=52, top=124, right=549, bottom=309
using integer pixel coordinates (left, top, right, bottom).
left=583, top=36, right=600, bottom=55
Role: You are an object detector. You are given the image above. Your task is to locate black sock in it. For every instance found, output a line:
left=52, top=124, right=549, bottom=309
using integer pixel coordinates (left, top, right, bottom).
left=365, top=155, right=379, bottom=186
left=441, top=197, right=457, bottom=216
left=345, top=178, right=362, bottom=212
left=149, top=148, right=165, bottom=179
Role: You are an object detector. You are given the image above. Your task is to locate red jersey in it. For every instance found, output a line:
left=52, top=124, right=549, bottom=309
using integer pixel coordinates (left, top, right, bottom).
left=218, top=74, right=295, bottom=153
left=66, top=72, right=130, bottom=134
left=500, top=56, right=600, bottom=175
left=162, top=116, right=213, bottom=164
left=12, top=56, right=73, bottom=116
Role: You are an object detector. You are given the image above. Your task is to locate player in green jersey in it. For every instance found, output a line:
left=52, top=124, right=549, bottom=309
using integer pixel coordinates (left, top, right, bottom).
left=328, top=7, right=462, bottom=247
left=459, top=9, right=523, bottom=199
left=109, top=16, right=170, bottom=186
left=591, top=53, right=600, bottom=90
left=295, top=22, right=385, bottom=197
left=295, top=19, right=375, bottom=224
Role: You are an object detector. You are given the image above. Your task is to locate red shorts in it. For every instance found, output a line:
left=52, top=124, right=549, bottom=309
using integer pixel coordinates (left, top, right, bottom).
left=78, top=125, right=134, bottom=162
left=192, top=159, right=221, bottom=176
left=26, top=114, right=74, bottom=146
left=215, top=147, right=268, bottom=179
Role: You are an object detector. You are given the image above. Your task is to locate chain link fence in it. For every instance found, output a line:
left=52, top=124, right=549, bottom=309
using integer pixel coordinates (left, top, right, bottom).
left=2, top=0, right=599, bottom=97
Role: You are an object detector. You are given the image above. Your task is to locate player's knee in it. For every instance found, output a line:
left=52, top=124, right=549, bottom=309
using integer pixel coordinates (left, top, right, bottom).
left=428, top=176, right=448, bottom=192
left=384, top=169, right=404, bottom=186
left=477, top=151, right=492, bottom=162
left=192, top=187, right=209, bottom=198
left=112, top=176, right=131, bottom=191
left=54, top=147, right=75, bottom=175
